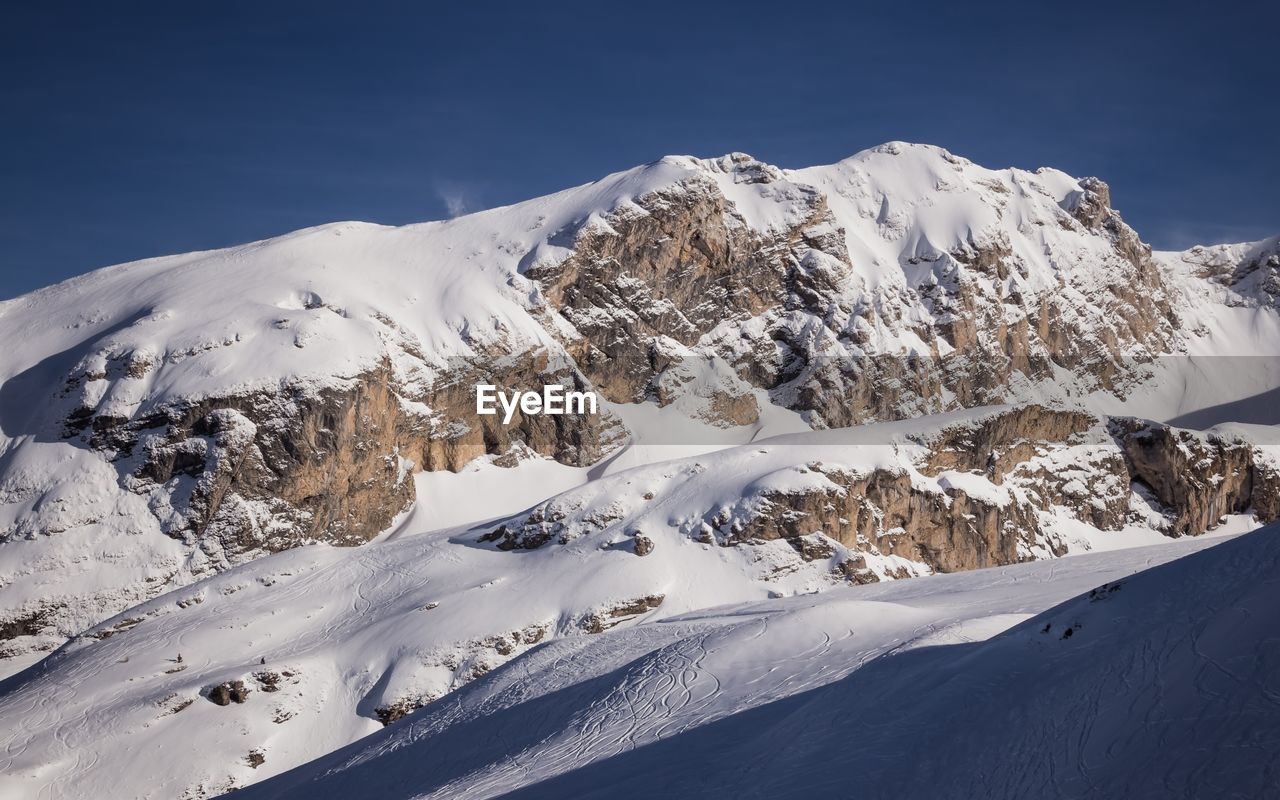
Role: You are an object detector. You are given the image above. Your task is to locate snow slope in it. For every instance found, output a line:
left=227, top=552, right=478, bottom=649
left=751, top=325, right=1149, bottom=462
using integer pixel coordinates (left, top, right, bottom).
left=0, top=400, right=1262, bottom=798
left=0, top=427, right=922, bottom=798
left=233, top=526, right=1278, bottom=800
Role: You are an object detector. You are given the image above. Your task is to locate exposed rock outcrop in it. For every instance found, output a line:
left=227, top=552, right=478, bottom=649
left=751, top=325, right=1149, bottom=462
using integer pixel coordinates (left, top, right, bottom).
left=207, top=680, right=250, bottom=706
left=529, top=155, right=1179, bottom=433
left=916, top=406, right=1098, bottom=481
left=1176, top=236, right=1280, bottom=308
left=374, top=698, right=426, bottom=726
left=528, top=159, right=800, bottom=404
left=113, top=365, right=414, bottom=559
left=729, top=464, right=1050, bottom=574
left=1110, top=418, right=1279, bottom=536
left=483, top=405, right=1280, bottom=581
left=581, top=595, right=665, bottom=634
left=68, top=351, right=624, bottom=562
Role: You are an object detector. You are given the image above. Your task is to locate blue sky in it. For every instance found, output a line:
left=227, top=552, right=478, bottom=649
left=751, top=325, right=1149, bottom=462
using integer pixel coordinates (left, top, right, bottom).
left=2, top=1, right=1277, bottom=299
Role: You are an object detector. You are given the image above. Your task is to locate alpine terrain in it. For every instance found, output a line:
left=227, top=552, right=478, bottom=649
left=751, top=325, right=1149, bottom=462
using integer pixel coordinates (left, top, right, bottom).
left=1, top=142, right=1278, bottom=799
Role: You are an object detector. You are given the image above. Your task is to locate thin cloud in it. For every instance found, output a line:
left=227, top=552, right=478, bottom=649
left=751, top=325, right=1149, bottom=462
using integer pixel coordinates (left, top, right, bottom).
left=434, top=180, right=478, bottom=219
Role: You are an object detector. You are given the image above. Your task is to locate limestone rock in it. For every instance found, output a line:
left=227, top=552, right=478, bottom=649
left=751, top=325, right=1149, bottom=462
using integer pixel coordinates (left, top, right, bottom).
left=207, top=680, right=250, bottom=706
left=1111, top=418, right=1277, bottom=536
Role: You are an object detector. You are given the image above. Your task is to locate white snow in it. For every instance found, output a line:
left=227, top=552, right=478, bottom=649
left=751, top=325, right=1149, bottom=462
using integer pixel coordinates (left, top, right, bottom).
left=226, top=527, right=1279, bottom=800
left=0, top=401, right=1270, bottom=797
left=0, top=141, right=1277, bottom=798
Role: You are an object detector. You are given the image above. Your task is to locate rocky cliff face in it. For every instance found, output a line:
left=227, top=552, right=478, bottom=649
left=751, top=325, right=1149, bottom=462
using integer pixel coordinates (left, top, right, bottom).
left=527, top=162, right=798, bottom=408
left=482, top=405, right=1280, bottom=582
left=1110, top=418, right=1274, bottom=536
left=62, top=350, right=625, bottom=565
left=727, top=464, right=1051, bottom=576
left=122, top=368, right=414, bottom=559
left=529, top=148, right=1180, bottom=431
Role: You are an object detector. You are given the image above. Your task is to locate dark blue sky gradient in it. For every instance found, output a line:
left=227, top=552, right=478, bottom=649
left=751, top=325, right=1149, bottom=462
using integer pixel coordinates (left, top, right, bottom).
left=2, top=1, right=1277, bottom=298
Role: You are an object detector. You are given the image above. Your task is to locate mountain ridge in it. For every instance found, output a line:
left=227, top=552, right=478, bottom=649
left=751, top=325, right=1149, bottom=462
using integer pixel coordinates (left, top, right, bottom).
left=0, top=140, right=1276, bottom=666
left=0, top=141, right=1279, bottom=798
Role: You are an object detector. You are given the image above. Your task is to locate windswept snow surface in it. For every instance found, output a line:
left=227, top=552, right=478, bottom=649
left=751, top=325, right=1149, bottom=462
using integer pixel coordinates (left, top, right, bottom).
left=234, top=527, right=1278, bottom=800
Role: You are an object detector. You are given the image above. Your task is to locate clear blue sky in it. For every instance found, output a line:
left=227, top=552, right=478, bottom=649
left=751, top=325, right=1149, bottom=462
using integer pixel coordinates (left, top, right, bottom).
left=2, top=1, right=1277, bottom=299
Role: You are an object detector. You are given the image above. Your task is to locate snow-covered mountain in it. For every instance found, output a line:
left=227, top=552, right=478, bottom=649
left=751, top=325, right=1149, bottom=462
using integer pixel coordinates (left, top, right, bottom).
left=0, top=142, right=1278, bottom=798
left=234, top=524, right=1280, bottom=800
left=1, top=515, right=1269, bottom=798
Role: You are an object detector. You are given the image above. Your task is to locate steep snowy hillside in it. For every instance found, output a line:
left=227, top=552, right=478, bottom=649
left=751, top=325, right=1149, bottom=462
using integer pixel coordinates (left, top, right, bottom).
left=235, top=526, right=1280, bottom=800
left=1, top=141, right=1277, bottom=680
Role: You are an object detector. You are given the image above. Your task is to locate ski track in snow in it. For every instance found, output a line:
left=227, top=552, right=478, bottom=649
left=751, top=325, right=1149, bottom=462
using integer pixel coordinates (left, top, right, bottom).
left=224, top=531, right=1264, bottom=800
